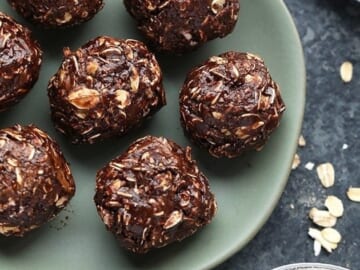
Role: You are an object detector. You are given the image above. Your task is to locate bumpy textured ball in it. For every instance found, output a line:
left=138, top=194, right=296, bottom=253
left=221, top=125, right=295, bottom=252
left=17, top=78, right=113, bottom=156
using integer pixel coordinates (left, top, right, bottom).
left=48, top=36, right=166, bottom=144
left=94, top=136, right=217, bottom=253
left=180, top=51, right=286, bottom=158
left=0, top=12, right=42, bottom=112
left=124, top=0, right=240, bottom=54
left=0, top=125, right=75, bottom=236
left=7, top=0, right=104, bottom=28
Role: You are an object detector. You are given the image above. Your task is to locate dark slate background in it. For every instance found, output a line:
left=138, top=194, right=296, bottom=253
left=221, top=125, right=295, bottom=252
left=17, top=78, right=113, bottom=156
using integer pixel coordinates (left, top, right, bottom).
left=216, top=0, right=360, bottom=269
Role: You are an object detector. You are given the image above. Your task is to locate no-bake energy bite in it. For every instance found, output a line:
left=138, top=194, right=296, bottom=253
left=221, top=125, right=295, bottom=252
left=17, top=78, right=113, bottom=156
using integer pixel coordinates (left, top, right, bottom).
left=180, top=51, right=286, bottom=158
left=0, top=125, right=75, bottom=236
left=124, top=0, right=240, bottom=54
left=48, top=36, right=166, bottom=144
left=0, top=12, right=42, bottom=112
left=7, top=0, right=104, bottom=28
left=94, top=136, right=217, bottom=253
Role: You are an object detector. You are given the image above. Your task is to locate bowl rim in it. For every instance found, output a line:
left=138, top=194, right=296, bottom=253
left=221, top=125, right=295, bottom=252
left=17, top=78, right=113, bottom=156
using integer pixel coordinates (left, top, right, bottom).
left=272, top=262, right=349, bottom=270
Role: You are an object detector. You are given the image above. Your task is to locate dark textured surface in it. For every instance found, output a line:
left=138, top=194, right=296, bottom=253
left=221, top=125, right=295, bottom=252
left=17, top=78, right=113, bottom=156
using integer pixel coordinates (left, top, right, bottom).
left=216, top=0, right=360, bottom=269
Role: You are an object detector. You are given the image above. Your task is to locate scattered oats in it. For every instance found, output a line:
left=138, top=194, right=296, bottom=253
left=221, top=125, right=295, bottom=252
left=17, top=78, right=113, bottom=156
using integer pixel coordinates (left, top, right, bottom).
left=86, top=61, right=99, bottom=75
left=56, top=12, right=72, bottom=24
left=305, top=162, right=315, bottom=171
left=292, top=153, right=301, bottom=170
left=55, top=196, right=68, bottom=207
left=308, top=228, right=338, bottom=253
left=0, top=139, right=5, bottom=148
left=163, top=210, right=183, bottom=230
left=15, top=168, right=23, bottom=185
left=298, top=135, right=306, bottom=147
left=340, top=61, right=353, bottom=83
left=130, top=66, right=140, bottom=92
left=117, top=191, right=133, bottom=198
left=309, top=207, right=337, bottom=228
left=212, top=111, right=222, bottom=119
left=321, top=228, right=342, bottom=244
left=115, top=89, right=131, bottom=109
left=325, top=195, right=344, bottom=217
left=346, top=187, right=360, bottom=202
left=314, top=239, right=322, bottom=256
left=0, top=225, right=21, bottom=235
left=68, top=88, right=100, bottom=110
left=211, top=0, right=226, bottom=14
left=316, top=163, right=335, bottom=188
left=342, top=144, right=348, bottom=150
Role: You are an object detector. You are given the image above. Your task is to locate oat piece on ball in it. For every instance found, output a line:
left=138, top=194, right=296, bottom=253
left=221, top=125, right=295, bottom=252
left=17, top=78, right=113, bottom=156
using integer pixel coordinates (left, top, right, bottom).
left=48, top=36, right=166, bottom=144
left=180, top=51, right=286, bottom=158
left=124, top=0, right=240, bottom=54
left=94, top=136, right=217, bottom=253
left=0, top=125, right=75, bottom=236
left=7, top=0, right=104, bottom=28
left=0, top=12, right=42, bottom=112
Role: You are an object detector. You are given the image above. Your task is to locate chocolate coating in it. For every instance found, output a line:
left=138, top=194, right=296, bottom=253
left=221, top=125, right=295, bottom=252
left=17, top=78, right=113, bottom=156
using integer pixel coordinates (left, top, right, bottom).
left=7, top=0, right=104, bottom=28
left=0, top=12, right=42, bottom=112
left=48, top=36, right=166, bottom=144
left=94, top=136, right=217, bottom=253
left=180, top=52, right=286, bottom=158
left=124, top=0, right=240, bottom=54
left=0, top=125, right=75, bottom=236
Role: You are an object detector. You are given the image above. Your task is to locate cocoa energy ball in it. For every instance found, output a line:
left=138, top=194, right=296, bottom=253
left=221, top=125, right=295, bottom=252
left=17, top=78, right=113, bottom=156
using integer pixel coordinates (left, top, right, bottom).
left=94, top=136, right=217, bottom=253
left=48, top=36, right=166, bottom=144
left=0, top=12, right=42, bottom=112
left=180, top=51, right=286, bottom=158
left=7, top=0, right=104, bottom=28
left=0, top=125, right=75, bottom=236
left=124, top=0, right=240, bottom=54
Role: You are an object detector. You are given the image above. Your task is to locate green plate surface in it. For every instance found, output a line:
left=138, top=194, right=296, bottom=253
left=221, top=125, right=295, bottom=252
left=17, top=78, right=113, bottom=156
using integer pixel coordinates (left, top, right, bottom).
left=0, top=0, right=305, bottom=269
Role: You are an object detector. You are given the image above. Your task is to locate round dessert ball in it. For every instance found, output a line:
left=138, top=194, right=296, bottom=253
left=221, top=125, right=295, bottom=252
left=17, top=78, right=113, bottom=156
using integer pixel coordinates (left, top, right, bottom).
left=124, top=0, right=240, bottom=54
left=48, top=36, right=166, bottom=144
left=180, top=51, right=286, bottom=158
left=0, top=12, right=42, bottom=112
left=94, top=136, right=217, bottom=253
left=7, top=0, right=104, bottom=28
left=0, top=125, right=75, bottom=236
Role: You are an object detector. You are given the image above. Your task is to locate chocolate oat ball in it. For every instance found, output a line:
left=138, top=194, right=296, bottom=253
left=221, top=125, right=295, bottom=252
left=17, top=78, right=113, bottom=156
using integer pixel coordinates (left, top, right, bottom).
left=0, top=125, right=75, bottom=236
left=0, top=12, right=42, bottom=112
left=94, top=136, right=217, bottom=253
left=124, top=0, right=240, bottom=54
left=7, top=0, right=104, bottom=28
left=180, top=52, right=286, bottom=158
left=48, top=36, right=166, bottom=144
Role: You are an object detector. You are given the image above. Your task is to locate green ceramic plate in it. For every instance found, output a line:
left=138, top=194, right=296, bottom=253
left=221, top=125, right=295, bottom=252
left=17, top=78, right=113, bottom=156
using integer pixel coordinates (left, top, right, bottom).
left=0, top=0, right=305, bottom=269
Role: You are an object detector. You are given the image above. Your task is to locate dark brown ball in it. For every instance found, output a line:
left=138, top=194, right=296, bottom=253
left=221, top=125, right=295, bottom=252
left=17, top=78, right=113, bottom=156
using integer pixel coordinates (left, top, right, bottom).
left=48, top=36, right=166, bottom=144
left=124, top=0, right=240, bottom=54
left=0, top=12, right=42, bottom=112
left=7, top=0, right=104, bottom=28
left=0, top=125, right=75, bottom=236
left=180, top=51, right=286, bottom=158
left=94, top=136, right=217, bottom=253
